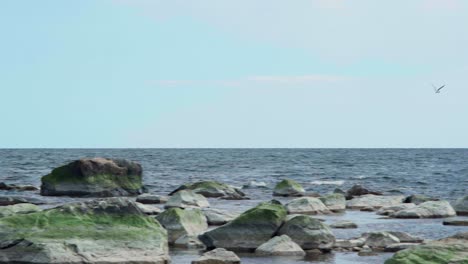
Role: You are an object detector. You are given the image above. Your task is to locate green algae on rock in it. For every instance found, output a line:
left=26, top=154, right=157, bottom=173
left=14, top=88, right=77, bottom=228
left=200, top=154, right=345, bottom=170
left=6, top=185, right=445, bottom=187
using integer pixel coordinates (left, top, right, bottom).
left=199, top=200, right=287, bottom=251
left=0, top=197, right=170, bottom=263
left=273, top=179, right=305, bottom=197
left=170, top=181, right=247, bottom=200
left=0, top=203, right=41, bottom=218
left=41, top=158, right=144, bottom=197
left=156, top=207, right=208, bottom=243
left=278, top=215, right=335, bottom=250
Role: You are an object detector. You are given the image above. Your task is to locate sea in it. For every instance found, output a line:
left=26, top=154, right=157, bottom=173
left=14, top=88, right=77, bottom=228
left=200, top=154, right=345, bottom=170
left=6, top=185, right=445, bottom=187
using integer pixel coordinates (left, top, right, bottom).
left=1, top=148, right=467, bottom=264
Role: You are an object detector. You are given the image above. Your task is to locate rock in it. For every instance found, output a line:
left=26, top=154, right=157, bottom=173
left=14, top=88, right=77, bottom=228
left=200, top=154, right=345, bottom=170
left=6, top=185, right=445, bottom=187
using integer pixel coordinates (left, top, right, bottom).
left=277, top=215, right=335, bottom=250
left=333, top=188, right=346, bottom=195
left=386, top=231, right=424, bottom=243
left=0, top=197, right=170, bottom=263
left=443, top=219, right=468, bottom=226
left=393, top=201, right=456, bottom=218
left=346, top=195, right=405, bottom=209
left=377, top=204, right=416, bottom=216
left=346, top=185, right=382, bottom=200
left=0, top=196, right=46, bottom=206
left=156, top=208, right=208, bottom=243
left=165, top=190, right=210, bottom=209
left=330, top=221, right=358, bottom=229
left=0, top=182, right=38, bottom=191
left=334, top=238, right=365, bottom=248
left=192, top=248, right=241, bottom=264
left=135, top=202, right=162, bottom=215
left=40, top=158, right=143, bottom=197
left=360, top=206, right=377, bottom=212
left=364, top=232, right=400, bottom=249
left=255, top=235, right=305, bottom=256
left=202, top=208, right=238, bottom=225
left=136, top=193, right=168, bottom=204
left=403, top=194, right=438, bottom=205
left=285, top=197, right=330, bottom=215
left=453, top=195, right=468, bottom=216
left=242, top=181, right=267, bottom=189
left=0, top=203, right=41, bottom=217
left=170, top=181, right=246, bottom=200
left=174, top=235, right=205, bottom=249
left=384, top=232, right=468, bottom=264
left=273, top=179, right=305, bottom=197
left=285, top=214, right=325, bottom=222
left=199, top=200, right=287, bottom=251
left=319, top=193, right=346, bottom=212
left=384, top=243, right=419, bottom=252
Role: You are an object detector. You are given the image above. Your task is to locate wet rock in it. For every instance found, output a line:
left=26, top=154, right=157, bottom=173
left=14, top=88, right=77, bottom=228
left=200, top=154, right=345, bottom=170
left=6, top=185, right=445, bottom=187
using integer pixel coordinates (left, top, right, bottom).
left=453, top=195, right=468, bottom=216
left=386, top=231, right=423, bottom=243
left=345, top=185, right=382, bottom=200
left=377, top=204, right=416, bottom=216
left=384, top=243, right=419, bottom=252
left=393, top=201, right=456, bottom=218
left=156, top=208, right=208, bottom=243
left=273, top=179, right=305, bottom=197
left=278, top=215, right=335, bottom=250
left=40, top=158, right=144, bottom=197
left=443, top=219, right=468, bottom=226
left=199, top=200, right=287, bottom=251
left=0, top=198, right=170, bottom=263
left=285, top=197, right=330, bottom=215
left=403, top=194, right=438, bottom=205
left=346, top=195, right=405, bottom=209
left=192, top=248, right=241, bottom=264
left=174, top=235, right=205, bottom=249
left=333, top=188, right=346, bottom=195
left=165, top=190, right=210, bottom=209
left=135, top=202, right=162, bottom=215
left=364, top=232, right=400, bottom=249
left=360, top=206, right=377, bottom=212
left=319, top=193, right=346, bottom=212
left=384, top=232, right=468, bottom=264
left=255, top=235, right=305, bottom=256
left=0, top=182, right=38, bottom=191
left=136, top=193, right=168, bottom=204
left=202, top=208, right=238, bottom=225
left=170, top=181, right=247, bottom=200
left=0, top=203, right=41, bottom=217
left=333, top=238, right=365, bottom=248
left=0, top=196, right=46, bottom=206
left=285, top=214, right=325, bottom=222
left=330, top=221, right=358, bottom=229
left=242, top=181, right=267, bottom=189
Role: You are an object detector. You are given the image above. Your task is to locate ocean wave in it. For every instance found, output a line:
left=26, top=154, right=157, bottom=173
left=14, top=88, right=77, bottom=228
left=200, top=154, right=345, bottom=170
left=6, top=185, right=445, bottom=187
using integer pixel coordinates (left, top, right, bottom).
left=310, top=180, right=345, bottom=186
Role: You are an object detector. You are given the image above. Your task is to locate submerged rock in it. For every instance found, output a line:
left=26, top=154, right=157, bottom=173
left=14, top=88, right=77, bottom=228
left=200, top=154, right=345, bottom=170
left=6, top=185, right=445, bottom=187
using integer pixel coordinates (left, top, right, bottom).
left=136, top=193, right=168, bottom=204
left=0, top=197, right=170, bottom=263
left=40, top=158, right=144, bottom=197
left=156, top=208, right=208, bottom=243
left=392, top=201, right=456, bottom=218
left=346, top=195, right=405, bottom=209
left=319, top=193, right=346, bottom=212
left=384, top=232, right=468, bottom=264
left=165, top=190, right=210, bottom=209
left=453, top=195, right=468, bottom=216
left=345, top=185, right=382, bottom=200
left=403, top=194, right=438, bottom=205
left=255, top=235, right=305, bottom=256
left=192, top=248, right=241, bottom=264
left=0, top=196, right=46, bottom=206
left=242, top=181, right=267, bottom=189
left=330, top=221, right=358, bottom=229
left=443, top=219, right=468, bottom=226
left=285, top=197, right=330, bottom=215
left=273, top=179, right=305, bottom=197
left=199, top=200, right=287, bottom=250
left=202, top=208, right=238, bottom=225
left=0, top=182, right=38, bottom=191
left=377, top=204, right=416, bottom=216
left=278, top=215, right=335, bottom=250
left=170, top=181, right=247, bottom=200
left=0, top=203, right=41, bottom=217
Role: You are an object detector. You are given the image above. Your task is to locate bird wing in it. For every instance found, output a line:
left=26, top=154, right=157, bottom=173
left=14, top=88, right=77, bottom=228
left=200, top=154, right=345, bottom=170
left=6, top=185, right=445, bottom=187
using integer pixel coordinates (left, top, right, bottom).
left=437, top=85, right=446, bottom=92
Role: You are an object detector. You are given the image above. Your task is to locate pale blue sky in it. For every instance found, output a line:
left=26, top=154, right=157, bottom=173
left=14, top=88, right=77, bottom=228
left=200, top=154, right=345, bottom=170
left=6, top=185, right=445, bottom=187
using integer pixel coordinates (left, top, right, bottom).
left=0, top=0, right=467, bottom=148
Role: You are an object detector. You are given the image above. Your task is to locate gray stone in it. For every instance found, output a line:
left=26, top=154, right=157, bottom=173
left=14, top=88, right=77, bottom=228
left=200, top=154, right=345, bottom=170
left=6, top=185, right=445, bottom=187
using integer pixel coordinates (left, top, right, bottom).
left=192, top=248, right=241, bottom=264
left=136, top=193, right=168, bottom=204
left=174, top=235, right=205, bottom=249
left=285, top=197, right=330, bottom=215
left=403, top=194, right=438, bottom=205
left=333, top=238, right=365, bottom=248
left=0, top=182, right=38, bottom=191
left=156, top=208, right=208, bottom=243
left=384, top=243, right=419, bottom=252
left=0, top=196, right=46, bottom=206
left=346, top=195, right=405, bottom=209
left=135, top=202, right=162, bottom=215
left=377, top=204, right=416, bottom=216
left=387, top=231, right=424, bottom=243
left=278, top=215, right=335, bottom=250
left=273, top=179, right=305, bottom=197
left=364, top=232, right=400, bottom=248
left=453, top=195, right=468, bottom=216
left=202, top=208, right=238, bottom=225
left=170, top=181, right=246, bottom=200
left=255, top=235, right=305, bottom=256
left=0, top=204, right=41, bottom=218
left=165, top=190, right=210, bottom=209
left=330, top=221, right=358, bottom=229
left=393, top=201, right=456, bottom=218
left=319, top=193, right=346, bottom=212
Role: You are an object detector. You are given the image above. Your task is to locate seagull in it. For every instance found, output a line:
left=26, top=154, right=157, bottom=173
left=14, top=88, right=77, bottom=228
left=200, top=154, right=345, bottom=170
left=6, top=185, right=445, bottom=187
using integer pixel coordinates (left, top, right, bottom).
left=432, top=84, right=445, bottom=94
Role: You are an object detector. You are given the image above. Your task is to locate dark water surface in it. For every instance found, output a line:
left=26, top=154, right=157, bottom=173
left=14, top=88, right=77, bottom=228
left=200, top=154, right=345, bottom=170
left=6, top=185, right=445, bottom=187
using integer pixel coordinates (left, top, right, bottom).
left=1, top=149, right=467, bottom=263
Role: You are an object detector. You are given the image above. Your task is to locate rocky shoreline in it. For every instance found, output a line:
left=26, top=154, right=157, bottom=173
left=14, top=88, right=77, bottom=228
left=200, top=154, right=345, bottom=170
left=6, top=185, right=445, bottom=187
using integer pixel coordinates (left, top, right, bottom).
left=0, top=157, right=467, bottom=263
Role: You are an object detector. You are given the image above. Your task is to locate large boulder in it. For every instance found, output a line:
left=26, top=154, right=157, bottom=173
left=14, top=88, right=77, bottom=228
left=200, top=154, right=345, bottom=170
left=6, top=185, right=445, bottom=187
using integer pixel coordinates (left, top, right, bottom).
left=273, top=179, right=305, bottom=197
left=255, top=235, right=305, bottom=256
left=156, top=208, right=208, bottom=243
left=453, top=195, right=468, bottom=216
left=202, top=208, right=238, bottom=225
left=319, top=193, right=346, bottom=212
left=165, top=190, right=210, bottom=209
left=40, top=158, right=143, bottom=197
left=0, top=198, right=170, bottom=263
left=0, top=203, right=41, bottom=218
left=385, top=232, right=468, bottom=264
left=170, top=181, right=246, bottom=200
left=199, top=200, right=287, bottom=250
left=346, top=195, right=405, bottom=209
left=285, top=197, right=330, bottom=215
left=392, top=201, right=456, bottom=218
left=277, top=215, right=335, bottom=250
left=346, top=184, right=382, bottom=200
left=192, top=248, right=241, bottom=264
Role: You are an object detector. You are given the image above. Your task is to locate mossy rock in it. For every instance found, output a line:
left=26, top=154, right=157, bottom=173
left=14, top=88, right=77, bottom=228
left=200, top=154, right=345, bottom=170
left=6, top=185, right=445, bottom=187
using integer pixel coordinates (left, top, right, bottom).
left=41, top=158, right=143, bottom=197
left=0, top=197, right=170, bottom=263
left=0, top=203, right=41, bottom=218
left=170, top=181, right=246, bottom=200
left=273, top=179, right=305, bottom=197
left=156, top=208, right=208, bottom=243
left=278, top=215, right=335, bottom=250
left=319, top=193, right=346, bottom=212
left=199, top=200, right=287, bottom=250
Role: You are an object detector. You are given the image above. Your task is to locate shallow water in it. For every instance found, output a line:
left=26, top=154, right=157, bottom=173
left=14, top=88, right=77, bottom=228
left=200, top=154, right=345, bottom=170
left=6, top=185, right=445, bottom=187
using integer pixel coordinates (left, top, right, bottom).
left=0, top=149, right=467, bottom=263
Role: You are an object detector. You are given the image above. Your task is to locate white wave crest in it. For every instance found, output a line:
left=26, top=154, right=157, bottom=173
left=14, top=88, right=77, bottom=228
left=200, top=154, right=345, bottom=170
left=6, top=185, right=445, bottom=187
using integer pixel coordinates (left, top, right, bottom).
left=310, top=180, right=345, bottom=186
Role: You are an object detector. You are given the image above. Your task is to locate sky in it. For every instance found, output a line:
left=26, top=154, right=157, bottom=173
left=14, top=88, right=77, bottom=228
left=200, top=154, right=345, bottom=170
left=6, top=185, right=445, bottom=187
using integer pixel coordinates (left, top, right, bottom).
left=0, top=0, right=467, bottom=148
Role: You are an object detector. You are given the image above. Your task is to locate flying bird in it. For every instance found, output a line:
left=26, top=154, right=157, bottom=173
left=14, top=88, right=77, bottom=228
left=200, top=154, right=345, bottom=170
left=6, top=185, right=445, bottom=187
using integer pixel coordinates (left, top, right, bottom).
left=432, top=84, right=445, bottom=94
